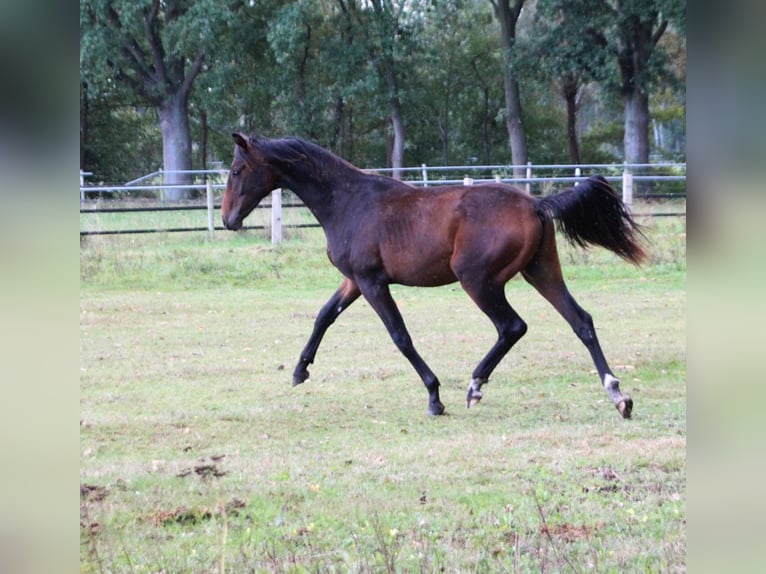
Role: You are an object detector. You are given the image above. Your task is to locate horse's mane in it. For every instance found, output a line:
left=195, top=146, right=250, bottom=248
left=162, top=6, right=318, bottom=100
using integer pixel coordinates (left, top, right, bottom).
left=261, top=136, right=363, bottom=178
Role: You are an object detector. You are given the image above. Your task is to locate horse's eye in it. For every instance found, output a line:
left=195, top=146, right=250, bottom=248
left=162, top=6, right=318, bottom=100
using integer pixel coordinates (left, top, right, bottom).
left=232, top=169, right=240, bottom=177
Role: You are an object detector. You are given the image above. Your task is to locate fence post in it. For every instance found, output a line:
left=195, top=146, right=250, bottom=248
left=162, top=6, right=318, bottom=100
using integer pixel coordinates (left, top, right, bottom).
left=271, top=188, right=282, bottom=244
left=421, top=164, right=428, bottom=187
left=158, top=169, right=165, bottom=201
left=463, top=176, right=474, bottom=186
left=206, top=180, right=215, bottom=240
left=525, top=162, right=532, bottom=194
left=622, top=170, right=633, bottom=212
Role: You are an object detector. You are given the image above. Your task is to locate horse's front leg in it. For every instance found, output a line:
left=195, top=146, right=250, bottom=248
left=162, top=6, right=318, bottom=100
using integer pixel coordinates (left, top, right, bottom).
left=293, top=278, right=360, bottom=386
left=356, top=279, right=445, bottom=416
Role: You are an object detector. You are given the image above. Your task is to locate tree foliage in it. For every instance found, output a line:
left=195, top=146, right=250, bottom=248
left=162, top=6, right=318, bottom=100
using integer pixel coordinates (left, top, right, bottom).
left=80, top=0, right=686, bottom=183
left=81, top=0, right=234, bottom=194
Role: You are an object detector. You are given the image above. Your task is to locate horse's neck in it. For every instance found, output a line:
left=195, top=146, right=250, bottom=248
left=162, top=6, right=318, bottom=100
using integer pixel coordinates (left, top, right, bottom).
left=280, top=174, right=337, bottom=225
left=281, top=165, right=364, bottom=224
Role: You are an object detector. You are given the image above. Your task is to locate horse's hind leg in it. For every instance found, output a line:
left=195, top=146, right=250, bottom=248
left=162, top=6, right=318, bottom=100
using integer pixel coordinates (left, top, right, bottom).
left=460, top=280, right=528, bottom=408
left=522, top=237, right=633, bottom=418
left=293, top=278, right=361, bottom=386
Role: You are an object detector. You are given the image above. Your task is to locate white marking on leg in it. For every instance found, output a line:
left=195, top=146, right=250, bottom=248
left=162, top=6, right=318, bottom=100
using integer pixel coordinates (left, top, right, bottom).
left=470, top=378, right=488, bottom=395
left=603, top=374, right=620, bottom=391
left=466, top=378, right=487, bottom=408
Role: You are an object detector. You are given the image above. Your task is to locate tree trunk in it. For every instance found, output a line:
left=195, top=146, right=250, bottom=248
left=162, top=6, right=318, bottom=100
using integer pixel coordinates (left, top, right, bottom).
left=615, top=8, right=666, bottom=168
left=503, top=70, right=528, bottom=176
left=199, top=109, right=208, bottom=182
left=562, top=78, right=581, bottom=164
left=159, top=92, right=193, bottom=200
left=471, top=59, right=492, bottom=164
left=492, top=0, right=528, bottom=177
left=389, top=101, right=405, bottom=179
left=347, top=102, right=354, bottom=162
left=334, top=96, right=346, bottom=158
left=387, top=69, right=406, bottom=179
left=80, top=81, right=89, bottom=171
left=481, top=84, right=490, bottom=165
left=439, top=59, right=453, bottom=164
left=623, top=88, right=650, bottom=166
left=438, top=114, right=449, bottom=165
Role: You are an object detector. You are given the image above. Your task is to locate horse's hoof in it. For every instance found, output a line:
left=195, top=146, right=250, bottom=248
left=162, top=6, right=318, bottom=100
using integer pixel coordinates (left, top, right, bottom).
left=466, top=378, right=486, bottom=408
left=616, top=397, right=633, bottom=419
left=427, top=402, right=446, bottom=416
left=466, top=389, right=483, bottom=408
left=292, top=370, right=309, bottom=387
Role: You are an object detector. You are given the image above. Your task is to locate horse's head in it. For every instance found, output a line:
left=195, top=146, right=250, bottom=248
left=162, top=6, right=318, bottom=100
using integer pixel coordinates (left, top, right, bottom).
left=221, top=133, right=280, bottom=230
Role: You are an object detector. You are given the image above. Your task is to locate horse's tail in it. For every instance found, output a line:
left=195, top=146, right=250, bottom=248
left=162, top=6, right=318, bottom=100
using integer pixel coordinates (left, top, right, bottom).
left=536, top=175, right=647, bottom=265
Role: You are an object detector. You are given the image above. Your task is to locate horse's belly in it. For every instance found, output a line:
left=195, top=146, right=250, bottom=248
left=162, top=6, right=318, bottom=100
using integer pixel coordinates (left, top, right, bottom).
left=385, top=252, right=457, bottom=287
left=378, top=220, right=460, bottom=287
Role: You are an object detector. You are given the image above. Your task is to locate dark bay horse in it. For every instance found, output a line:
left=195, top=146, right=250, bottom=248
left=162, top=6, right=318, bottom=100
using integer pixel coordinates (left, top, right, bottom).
left=222, top=133, right=646, bottom=418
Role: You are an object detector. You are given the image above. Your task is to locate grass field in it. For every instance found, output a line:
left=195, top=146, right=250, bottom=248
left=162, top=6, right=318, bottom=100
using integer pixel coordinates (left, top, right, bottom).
left=80, top=207, right=685, bottom=573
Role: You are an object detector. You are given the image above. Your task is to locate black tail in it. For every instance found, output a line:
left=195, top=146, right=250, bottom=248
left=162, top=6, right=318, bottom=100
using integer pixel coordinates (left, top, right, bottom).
left=536, top=175, right=647, bottom=265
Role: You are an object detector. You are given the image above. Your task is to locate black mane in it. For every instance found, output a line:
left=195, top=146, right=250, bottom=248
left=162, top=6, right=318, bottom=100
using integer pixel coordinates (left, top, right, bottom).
left=261, top=136, right=363, bottom=179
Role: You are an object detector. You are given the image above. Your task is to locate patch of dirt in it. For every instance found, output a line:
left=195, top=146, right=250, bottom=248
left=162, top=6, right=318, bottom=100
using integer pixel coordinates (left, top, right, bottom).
left=539, top=522, right=604, bottom=543
left=148, top=506, right=214, bottom=526
left=80, top=520, right=103, bottom=536
left=80, top=483, right=109, bottom=502
left=582, top=466, right=629, bottom=494
left=81, top=483, right=110, bottom=537
left=145, top=498, right=246, bottom=526
left=176, top=454, right=228, bottom=479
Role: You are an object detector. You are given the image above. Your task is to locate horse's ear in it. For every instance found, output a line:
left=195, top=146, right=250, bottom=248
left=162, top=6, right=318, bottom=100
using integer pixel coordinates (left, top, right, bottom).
left=232, top=132, right=249, bottom=150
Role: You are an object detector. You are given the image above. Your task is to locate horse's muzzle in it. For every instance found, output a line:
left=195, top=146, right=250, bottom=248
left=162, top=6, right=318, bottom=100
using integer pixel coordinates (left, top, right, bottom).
left=222, top=214, right=242, bottom=231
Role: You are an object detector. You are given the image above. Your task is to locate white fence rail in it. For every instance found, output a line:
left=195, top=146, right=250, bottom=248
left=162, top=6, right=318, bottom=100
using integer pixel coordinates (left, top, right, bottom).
left=80, top=163, right=686, bottom=242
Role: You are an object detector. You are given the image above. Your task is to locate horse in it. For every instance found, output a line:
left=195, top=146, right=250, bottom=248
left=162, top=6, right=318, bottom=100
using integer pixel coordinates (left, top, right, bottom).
left=222, top=133, right=646, bottom=418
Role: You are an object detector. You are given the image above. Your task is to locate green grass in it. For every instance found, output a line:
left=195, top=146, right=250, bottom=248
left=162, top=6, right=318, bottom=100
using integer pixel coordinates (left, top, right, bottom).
left=79, top=192, right=313, bottom=235
left=80, top=209, right=685, bottom=572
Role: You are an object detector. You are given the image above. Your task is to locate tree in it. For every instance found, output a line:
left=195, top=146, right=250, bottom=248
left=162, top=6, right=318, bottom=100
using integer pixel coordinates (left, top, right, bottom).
left=266, top=1, right=323, bottom=138
left=599, top=0, right=685, bottom=165
left=80, top=0, right=230, bottom=198
left=323, top=0, right=371, bottom=161
left=649, top=27, right=686, bottom=159
left=335, top=0, right=427, bottom=178
left=526, top=0, right=612, bottom=164
left=80, top=0, right=684, bottom=180
left=402, top=0, right=508, bottom=166
left=524, top=0, right=684, bottom=166
left=489, top=0, right=528, bottom=175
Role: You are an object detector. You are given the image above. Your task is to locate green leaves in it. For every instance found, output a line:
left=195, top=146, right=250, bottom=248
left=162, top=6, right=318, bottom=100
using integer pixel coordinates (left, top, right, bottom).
left=81, top=0, right=685, bottom=181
